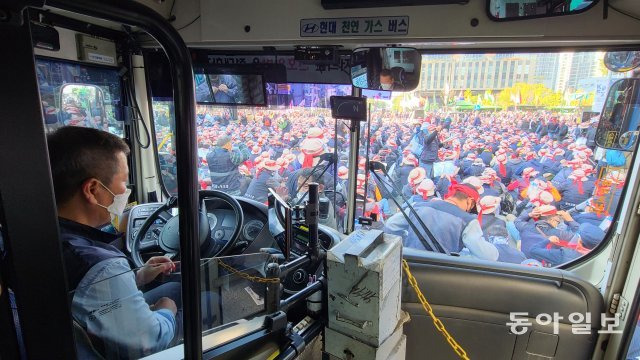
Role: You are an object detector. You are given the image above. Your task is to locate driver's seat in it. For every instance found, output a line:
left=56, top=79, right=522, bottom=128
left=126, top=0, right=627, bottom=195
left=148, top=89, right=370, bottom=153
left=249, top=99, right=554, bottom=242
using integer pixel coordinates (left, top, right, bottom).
left=72, top=320, right=105, bottom=360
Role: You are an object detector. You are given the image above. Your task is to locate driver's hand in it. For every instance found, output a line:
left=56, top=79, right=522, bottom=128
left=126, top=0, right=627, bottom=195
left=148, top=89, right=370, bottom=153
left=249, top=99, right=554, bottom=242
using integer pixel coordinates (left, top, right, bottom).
left=151, top=297, right=177, bottom=315
left=136, top=256, right=176, bottom=287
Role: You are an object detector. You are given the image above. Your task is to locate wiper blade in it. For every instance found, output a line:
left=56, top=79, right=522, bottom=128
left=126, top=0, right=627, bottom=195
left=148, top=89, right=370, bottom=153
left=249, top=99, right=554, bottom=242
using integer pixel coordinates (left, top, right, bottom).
left=368, top=163, right=449, bottom=255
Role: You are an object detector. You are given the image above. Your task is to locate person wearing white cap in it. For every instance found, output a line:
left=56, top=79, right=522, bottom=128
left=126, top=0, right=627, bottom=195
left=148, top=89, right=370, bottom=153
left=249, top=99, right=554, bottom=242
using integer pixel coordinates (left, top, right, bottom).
left=514, top=205, right=580, bottom=257
left=459, top=152, right=477, bottom=174
left=477, top=195, right=526, bottom=264
left=403, top=167, right=427, bottom=199
left=507, top=167, right=541, bottom=200
left=556, top=168, right=595, bottom=210
left=296, top=137, right=325, bottom=169
left=395, top=154, right=419, bottom=190
left=550, top=157, right=583, bottom=187
left=290, top=167, right=337, bottom=229
left=462, top=176, right=485, bottom=196
left=406, top=178, right=436, bottom=207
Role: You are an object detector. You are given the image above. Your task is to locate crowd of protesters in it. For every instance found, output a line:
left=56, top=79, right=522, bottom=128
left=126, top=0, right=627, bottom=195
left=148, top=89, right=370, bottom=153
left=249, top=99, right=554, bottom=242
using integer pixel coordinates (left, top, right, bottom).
left=155, top=106, right=627, bottom=267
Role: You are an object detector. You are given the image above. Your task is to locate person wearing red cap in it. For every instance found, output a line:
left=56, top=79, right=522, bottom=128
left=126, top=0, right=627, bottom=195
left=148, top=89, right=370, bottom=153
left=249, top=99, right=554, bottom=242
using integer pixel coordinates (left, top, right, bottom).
left=385, top=183, right=499, bottom=261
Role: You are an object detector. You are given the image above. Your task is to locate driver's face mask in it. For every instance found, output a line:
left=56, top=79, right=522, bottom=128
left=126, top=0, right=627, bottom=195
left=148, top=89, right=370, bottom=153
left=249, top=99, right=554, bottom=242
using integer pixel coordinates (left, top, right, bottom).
left=97, top=181, right=131, bottom=224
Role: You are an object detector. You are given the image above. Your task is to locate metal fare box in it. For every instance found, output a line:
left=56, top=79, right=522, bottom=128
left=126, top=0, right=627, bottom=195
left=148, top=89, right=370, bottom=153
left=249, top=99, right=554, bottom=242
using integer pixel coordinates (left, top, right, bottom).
left=326, top=229, right=403, bottom=346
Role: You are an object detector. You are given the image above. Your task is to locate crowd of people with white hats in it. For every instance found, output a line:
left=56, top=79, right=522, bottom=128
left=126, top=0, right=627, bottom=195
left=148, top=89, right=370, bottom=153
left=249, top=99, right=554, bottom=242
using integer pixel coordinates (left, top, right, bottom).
left=155, top=106, right=628, bottom=267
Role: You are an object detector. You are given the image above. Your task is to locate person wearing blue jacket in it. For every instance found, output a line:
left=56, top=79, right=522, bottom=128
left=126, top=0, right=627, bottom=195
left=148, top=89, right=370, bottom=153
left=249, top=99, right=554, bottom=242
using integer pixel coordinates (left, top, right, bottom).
left=555, top=169, right=596, bottom=210
left=47, top=127, right=181, bottom=358
left=529, top=223, right=605, bottom=267
left=419, top=124, right=441, bottom=178
left=514, top=205, right=578, bottom=257
left=385, top=184, right=499, bottom=261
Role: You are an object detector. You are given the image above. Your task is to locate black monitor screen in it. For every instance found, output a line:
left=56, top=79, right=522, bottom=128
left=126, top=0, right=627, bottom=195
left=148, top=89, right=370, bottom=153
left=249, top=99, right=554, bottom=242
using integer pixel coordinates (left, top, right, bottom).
left=195, top=73, right=266, bottom=106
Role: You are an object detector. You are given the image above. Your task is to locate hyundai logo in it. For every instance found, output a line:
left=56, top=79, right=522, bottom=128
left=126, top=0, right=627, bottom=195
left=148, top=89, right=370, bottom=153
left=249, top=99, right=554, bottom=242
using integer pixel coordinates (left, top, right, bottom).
left=302, top=23, right=319, bottom=33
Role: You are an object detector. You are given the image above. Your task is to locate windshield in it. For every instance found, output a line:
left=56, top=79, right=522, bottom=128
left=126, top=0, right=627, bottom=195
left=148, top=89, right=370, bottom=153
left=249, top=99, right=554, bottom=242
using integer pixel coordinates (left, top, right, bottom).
left=152, top=50, right=634, bottom=268
left=152, top=82, right=353, bottom=232
left=366, top=51, right=630, bottom=268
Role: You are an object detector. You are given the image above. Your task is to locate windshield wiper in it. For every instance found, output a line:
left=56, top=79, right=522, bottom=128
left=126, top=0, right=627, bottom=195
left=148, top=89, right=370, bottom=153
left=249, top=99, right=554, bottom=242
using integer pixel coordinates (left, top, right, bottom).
left=368, top=161, right=450, bottom=255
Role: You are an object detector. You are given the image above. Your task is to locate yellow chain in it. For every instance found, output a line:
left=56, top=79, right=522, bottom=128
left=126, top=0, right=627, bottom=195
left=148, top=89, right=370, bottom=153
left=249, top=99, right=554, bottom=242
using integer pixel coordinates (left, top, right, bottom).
left=402, top=259, right=470, bottom=360
left=219, top=259, right=469, bottom=358
left=217, top=260, right=280, bottom=284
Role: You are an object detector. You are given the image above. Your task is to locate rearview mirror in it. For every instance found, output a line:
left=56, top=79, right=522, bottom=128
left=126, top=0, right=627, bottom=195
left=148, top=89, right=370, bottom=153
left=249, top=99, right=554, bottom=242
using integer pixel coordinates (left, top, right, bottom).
left=487, top=0, right=597, bottom=21
left=350, top=47, right=422, bottom=92
left=59, top=83, right=107, bottom=127
left=595, top=78, right=640, bottom=151
left=604, top=51, right=640, bottom=73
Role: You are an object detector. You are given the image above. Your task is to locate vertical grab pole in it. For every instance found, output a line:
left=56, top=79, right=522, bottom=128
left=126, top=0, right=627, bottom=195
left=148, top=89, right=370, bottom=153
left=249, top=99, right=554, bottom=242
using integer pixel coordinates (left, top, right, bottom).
left=46, top=0, right=202, bottom=357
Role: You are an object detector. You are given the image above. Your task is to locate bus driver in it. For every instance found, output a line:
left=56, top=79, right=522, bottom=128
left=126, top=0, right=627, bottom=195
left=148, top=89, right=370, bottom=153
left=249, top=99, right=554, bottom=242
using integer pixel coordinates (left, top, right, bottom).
left=48, top=127, right=178, bottom=358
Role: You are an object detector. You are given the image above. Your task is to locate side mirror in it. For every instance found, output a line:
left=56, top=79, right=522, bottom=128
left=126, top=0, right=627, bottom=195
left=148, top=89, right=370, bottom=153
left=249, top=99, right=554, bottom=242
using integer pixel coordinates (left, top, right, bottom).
left=595, top=78, right=640, bottom=151
left=350, top=47, right=422, bottom=92
left=59, top=84, right=107, bottom=128
left=604, top=51, right=640, bottom=73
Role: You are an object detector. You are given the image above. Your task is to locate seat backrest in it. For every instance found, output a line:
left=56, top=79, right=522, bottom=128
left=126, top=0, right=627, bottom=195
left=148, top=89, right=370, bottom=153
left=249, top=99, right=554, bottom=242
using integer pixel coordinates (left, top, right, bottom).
left=72, top=320, right=105, bottom=360
left=391, top=66, right=405, bottom=84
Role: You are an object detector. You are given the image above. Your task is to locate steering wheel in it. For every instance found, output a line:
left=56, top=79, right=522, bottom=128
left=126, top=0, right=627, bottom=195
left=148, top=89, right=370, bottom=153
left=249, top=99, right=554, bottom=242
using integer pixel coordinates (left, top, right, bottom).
left=131, top=190, right=244, bottom=267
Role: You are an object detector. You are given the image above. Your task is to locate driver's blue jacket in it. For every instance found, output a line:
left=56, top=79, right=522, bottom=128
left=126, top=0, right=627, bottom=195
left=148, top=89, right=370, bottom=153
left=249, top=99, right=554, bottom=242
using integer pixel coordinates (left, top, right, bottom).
left=60, top=219, right=175, bottom=358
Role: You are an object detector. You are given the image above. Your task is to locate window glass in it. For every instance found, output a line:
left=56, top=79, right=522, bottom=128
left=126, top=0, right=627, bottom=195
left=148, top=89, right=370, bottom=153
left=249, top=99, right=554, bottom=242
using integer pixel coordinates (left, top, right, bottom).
left=68, top=254, right=270, bottom=359
left=365, top=51, right=631, bottom=268
left=35, top=58, right=124, bottom=136
left=152, top=82, right=352, bottom=232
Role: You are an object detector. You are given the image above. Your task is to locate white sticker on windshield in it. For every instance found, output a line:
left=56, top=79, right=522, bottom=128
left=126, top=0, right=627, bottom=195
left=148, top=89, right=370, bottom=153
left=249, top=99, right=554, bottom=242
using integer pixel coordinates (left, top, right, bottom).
left=300, top=16, right=409, bottom=37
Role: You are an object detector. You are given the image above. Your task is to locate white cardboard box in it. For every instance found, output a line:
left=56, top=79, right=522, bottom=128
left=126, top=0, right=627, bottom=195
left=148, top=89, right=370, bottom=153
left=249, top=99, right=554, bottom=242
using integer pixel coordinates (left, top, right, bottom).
left=327, top=230, right=403, bottom=346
